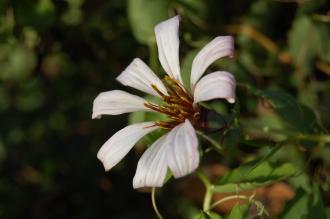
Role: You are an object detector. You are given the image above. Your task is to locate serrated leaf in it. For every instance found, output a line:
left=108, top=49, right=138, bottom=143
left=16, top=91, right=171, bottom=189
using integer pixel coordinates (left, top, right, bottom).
left=214, top=161, right=296, bottom=193
left=127, top=0, right=169, bottom=45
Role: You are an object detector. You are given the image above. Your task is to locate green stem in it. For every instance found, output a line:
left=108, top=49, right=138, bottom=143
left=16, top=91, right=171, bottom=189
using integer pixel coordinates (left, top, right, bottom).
left=196, top=131, right=224, bottom=153
left=151, top=187, right=164, bottom=219
left=196, top=169, right=213, bottom=212
left=293, top=133, right=330, bottom=143
left=196, top=169, right=211, bottom=187
left=203, top=186, right=214, bottom=212
left=246, top=126, right=330, bottom=144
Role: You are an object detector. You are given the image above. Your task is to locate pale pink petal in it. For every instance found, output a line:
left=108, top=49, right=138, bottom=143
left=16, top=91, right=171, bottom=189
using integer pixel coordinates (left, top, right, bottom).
left=190, top=36, right=234, bottom=88
left=92, top=90, right=151, bottom=119
left=193, top=71, right=236, bottom=104
left=97, top=122, right=158, bottom=171
left=116, top=58, right=168, bottom=97
left=155, top=16, right=182, bottom=83
left=133, top=134, right=168, bottom=188
left=166, top=120, right=199, bottom=178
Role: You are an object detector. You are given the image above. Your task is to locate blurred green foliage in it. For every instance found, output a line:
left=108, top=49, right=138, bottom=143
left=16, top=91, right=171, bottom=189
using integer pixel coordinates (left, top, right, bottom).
left=0, top=0, right=329, bottom=218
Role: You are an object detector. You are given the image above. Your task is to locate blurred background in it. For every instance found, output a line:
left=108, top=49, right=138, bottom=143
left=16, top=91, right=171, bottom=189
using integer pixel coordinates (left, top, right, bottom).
left=0, top=0, right=329, bottom=218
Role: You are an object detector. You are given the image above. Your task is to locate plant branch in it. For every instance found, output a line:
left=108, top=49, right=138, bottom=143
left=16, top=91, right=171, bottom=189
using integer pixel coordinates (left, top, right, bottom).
left=151, top=187, right=164, bottom=219
left=196, top=169, right=214, bottom=212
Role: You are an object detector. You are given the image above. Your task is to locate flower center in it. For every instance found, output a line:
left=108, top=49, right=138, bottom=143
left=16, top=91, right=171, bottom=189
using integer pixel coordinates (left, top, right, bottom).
left=144, top=76, right=200, bottom=129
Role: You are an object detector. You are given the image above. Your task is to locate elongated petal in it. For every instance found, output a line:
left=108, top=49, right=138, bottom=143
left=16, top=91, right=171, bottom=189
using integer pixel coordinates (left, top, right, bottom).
left=167, top=120, right=199, bottom=178
left=97, top=122, right=158, bottom=171
left=116, top=58, right=168, bottom=97
left=133, top=134, right=168, bottom=188
left=193, top=71, right=236, bottom=104
left=92, top=90, right=150, bottom=119
left=155, top=16, right=182, bottom=83
left=190, top=36, right=234, bottom=88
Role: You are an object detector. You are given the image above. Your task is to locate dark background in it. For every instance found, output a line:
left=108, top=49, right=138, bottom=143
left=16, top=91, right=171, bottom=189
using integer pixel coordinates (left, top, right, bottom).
left=0, top=0, right=329, bottom=218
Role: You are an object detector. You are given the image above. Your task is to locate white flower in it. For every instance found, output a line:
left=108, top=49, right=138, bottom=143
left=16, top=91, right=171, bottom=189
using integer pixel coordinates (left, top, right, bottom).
left=92, top=16, right=236, bottom=189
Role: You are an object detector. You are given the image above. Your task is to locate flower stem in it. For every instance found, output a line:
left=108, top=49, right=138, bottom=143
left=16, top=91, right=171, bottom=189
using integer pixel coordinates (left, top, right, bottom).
left=151, top=187, right=164, bottom=219
left=203, top=186, right=213, bottom=212
left=196, top=169, right=213, bottom=212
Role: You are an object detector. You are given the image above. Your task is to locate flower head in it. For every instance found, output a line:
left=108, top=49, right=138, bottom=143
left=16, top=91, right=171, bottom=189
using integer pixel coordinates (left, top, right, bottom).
left=92, top=16, right=236, bottom=189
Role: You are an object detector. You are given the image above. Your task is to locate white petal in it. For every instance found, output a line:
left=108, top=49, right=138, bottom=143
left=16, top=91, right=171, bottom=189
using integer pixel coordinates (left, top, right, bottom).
left=193, top=71, right=236, bottom=104
left=116, top=58, right=168, bottom=97
left=190, top=36, right=234, bottom=88
left=92, top=90, right=151, bottom=119
left=97, top=122, right=158, bottom=171
left=167, top=120, right=199, bottom=178
left=155, top=16, right=182, bottom=83
left=133, top=134, right=168, bottom=188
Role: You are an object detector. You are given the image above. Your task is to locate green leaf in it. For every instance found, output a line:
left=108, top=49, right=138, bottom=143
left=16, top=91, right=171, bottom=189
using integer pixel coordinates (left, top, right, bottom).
left=198, top=212, right=211, bottom=219
left=223, top=126, right=242, bottom=149
left=214, top=161, right=296, bottom=193
left=309, top=184, right=326, bottom=219
left=280, top=188, right=310, bottom=219
left=127, top=0, right=169, bottom=45
left=227, top=204, right=243, bottom=219
left=246, top=86, right=322, bottom=134
left=288, top=15, right=330, bottom=75
left=239, top=203, right=251, bottom=219
left=280, top=184, right=326, bottom=219
left=257, top=90, right=305, bottom=132
left=197, top=211, right=222, bottom=219
left=208, top=212, right=223, bottom=219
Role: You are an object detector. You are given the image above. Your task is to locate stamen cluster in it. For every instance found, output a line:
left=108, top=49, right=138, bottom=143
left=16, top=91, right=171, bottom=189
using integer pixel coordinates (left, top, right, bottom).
left=144, top=76, right=200, bottom=129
